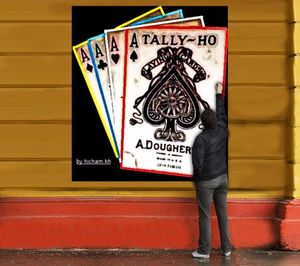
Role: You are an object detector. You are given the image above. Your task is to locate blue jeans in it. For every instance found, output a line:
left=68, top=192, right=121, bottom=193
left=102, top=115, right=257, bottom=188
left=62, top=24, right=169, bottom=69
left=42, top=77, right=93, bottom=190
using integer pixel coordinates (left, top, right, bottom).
left=195, top=174, right=231, bottom=254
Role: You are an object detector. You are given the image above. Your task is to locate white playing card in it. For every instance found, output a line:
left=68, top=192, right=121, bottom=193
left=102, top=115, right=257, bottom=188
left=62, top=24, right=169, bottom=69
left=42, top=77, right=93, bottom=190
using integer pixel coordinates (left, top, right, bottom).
left=121, top=26, right=227, bottom=176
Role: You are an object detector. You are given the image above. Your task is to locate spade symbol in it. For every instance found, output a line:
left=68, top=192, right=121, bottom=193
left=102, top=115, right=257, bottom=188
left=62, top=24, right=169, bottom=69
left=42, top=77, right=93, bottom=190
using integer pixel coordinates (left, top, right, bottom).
left=130, top=51, right=138, bottom=62
left=111, top=54, right=120, bottom=64
left=98, top=59, right=107, bottom=70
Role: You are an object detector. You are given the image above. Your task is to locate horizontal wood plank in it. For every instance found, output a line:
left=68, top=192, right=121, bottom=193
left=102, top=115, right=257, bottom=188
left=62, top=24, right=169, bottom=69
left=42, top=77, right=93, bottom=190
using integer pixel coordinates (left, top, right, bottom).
left=0, top=23, right=70, bottom=53
left=0, top=123, right=285, bottom=159
left=0, top=55, right=71, bottom=86
left=229, top=23, right=288, bottom=54
left=0, top=124, right=71, bottom=159
left=0, top=55, right=288, bottom=85
left=228, top=55, right=288, bottom=84
left=0, top=23, right=288, bottom=53
left=228, top=159, right=286, bottom=189
left=0, top=161, right=70, bottom=187
left=0, top=86, right=289, bottom=122
left=229, top=123, right=286, bottom=158
left=229, top=86, right=289, bottom=121
left=0, top=160, right=286, bottom=190
left=0, top=0, right=289, bottom=21
left=0, top=88, right=70, bottom=121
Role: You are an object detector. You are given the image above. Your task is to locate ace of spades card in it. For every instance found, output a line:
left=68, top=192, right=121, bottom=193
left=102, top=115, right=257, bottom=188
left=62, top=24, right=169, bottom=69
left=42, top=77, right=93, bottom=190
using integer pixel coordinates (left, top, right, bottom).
left=121, top=26, right=228, bottom=176
left=105, top=16, right=205, bottom=159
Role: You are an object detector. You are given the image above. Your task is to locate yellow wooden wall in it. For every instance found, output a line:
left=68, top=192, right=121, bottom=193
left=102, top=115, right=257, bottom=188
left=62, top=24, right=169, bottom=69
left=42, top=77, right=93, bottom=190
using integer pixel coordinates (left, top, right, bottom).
left=0, top=0, right=292, bottom=198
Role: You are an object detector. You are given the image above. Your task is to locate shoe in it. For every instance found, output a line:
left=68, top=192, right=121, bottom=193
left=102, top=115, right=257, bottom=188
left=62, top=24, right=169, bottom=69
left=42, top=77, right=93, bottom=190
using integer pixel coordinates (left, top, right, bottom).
left=220, top=250, right=231, bottom=257
left=192, top=250, right=210, bottom=259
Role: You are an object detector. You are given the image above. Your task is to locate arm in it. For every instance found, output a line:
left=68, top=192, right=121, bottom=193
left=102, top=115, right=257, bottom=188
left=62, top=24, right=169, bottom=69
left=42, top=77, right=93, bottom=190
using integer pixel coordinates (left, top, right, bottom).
left=192, top=136, right=205, bottom=179
left=215, top=82, right=227, bottom=129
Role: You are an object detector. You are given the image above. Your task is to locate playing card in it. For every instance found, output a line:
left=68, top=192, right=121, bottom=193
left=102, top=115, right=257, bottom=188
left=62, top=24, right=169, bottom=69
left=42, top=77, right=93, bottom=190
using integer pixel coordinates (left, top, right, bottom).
left=105, top=16, right=205, bottom=159
left=121, top=26, right=227, bottom=176
left=73, top=7, right=166, bottom=159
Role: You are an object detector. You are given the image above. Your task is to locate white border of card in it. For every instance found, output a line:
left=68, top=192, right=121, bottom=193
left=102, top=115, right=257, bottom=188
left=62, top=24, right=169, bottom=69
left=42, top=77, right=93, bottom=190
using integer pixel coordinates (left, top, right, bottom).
left=120, top=26, right=227, bottom=177
left=105, top=16, right=205, bottom=161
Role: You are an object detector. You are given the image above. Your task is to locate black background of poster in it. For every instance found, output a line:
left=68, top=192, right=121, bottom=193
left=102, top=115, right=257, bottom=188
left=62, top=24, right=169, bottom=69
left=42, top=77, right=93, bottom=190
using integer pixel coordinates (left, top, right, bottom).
left=72, top=6, right=228, bottom=181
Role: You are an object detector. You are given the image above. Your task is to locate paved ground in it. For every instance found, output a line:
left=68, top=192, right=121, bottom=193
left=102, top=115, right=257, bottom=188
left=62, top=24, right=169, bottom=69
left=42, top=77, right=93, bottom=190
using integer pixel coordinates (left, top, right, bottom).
left=0, top=249, right=300, bottom=266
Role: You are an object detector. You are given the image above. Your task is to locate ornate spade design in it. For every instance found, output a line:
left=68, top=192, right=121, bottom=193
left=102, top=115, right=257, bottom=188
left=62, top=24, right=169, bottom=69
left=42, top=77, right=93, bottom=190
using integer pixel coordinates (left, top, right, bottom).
left=130, top=46, right=209, bottom=142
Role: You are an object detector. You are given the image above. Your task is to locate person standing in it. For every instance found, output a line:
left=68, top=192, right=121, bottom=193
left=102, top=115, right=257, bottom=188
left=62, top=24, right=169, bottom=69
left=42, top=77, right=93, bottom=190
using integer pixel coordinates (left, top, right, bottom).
left=192, top=82, right=231, bottom=259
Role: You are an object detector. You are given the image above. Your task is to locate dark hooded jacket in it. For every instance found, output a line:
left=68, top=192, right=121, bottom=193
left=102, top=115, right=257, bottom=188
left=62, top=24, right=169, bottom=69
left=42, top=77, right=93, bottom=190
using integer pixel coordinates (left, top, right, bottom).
left=192, top=94, right=227, bottom=181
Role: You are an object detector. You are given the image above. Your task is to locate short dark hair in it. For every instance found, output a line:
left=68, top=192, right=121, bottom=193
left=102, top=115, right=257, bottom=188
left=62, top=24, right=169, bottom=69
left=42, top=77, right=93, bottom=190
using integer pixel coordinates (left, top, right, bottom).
left=201, top=109, right=217, bottom=129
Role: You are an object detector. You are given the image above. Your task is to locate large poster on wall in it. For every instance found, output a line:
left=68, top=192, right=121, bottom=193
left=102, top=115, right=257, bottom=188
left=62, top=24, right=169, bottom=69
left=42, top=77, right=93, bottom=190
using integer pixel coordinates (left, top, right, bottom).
left=72, top=6, right=228, bottom=181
